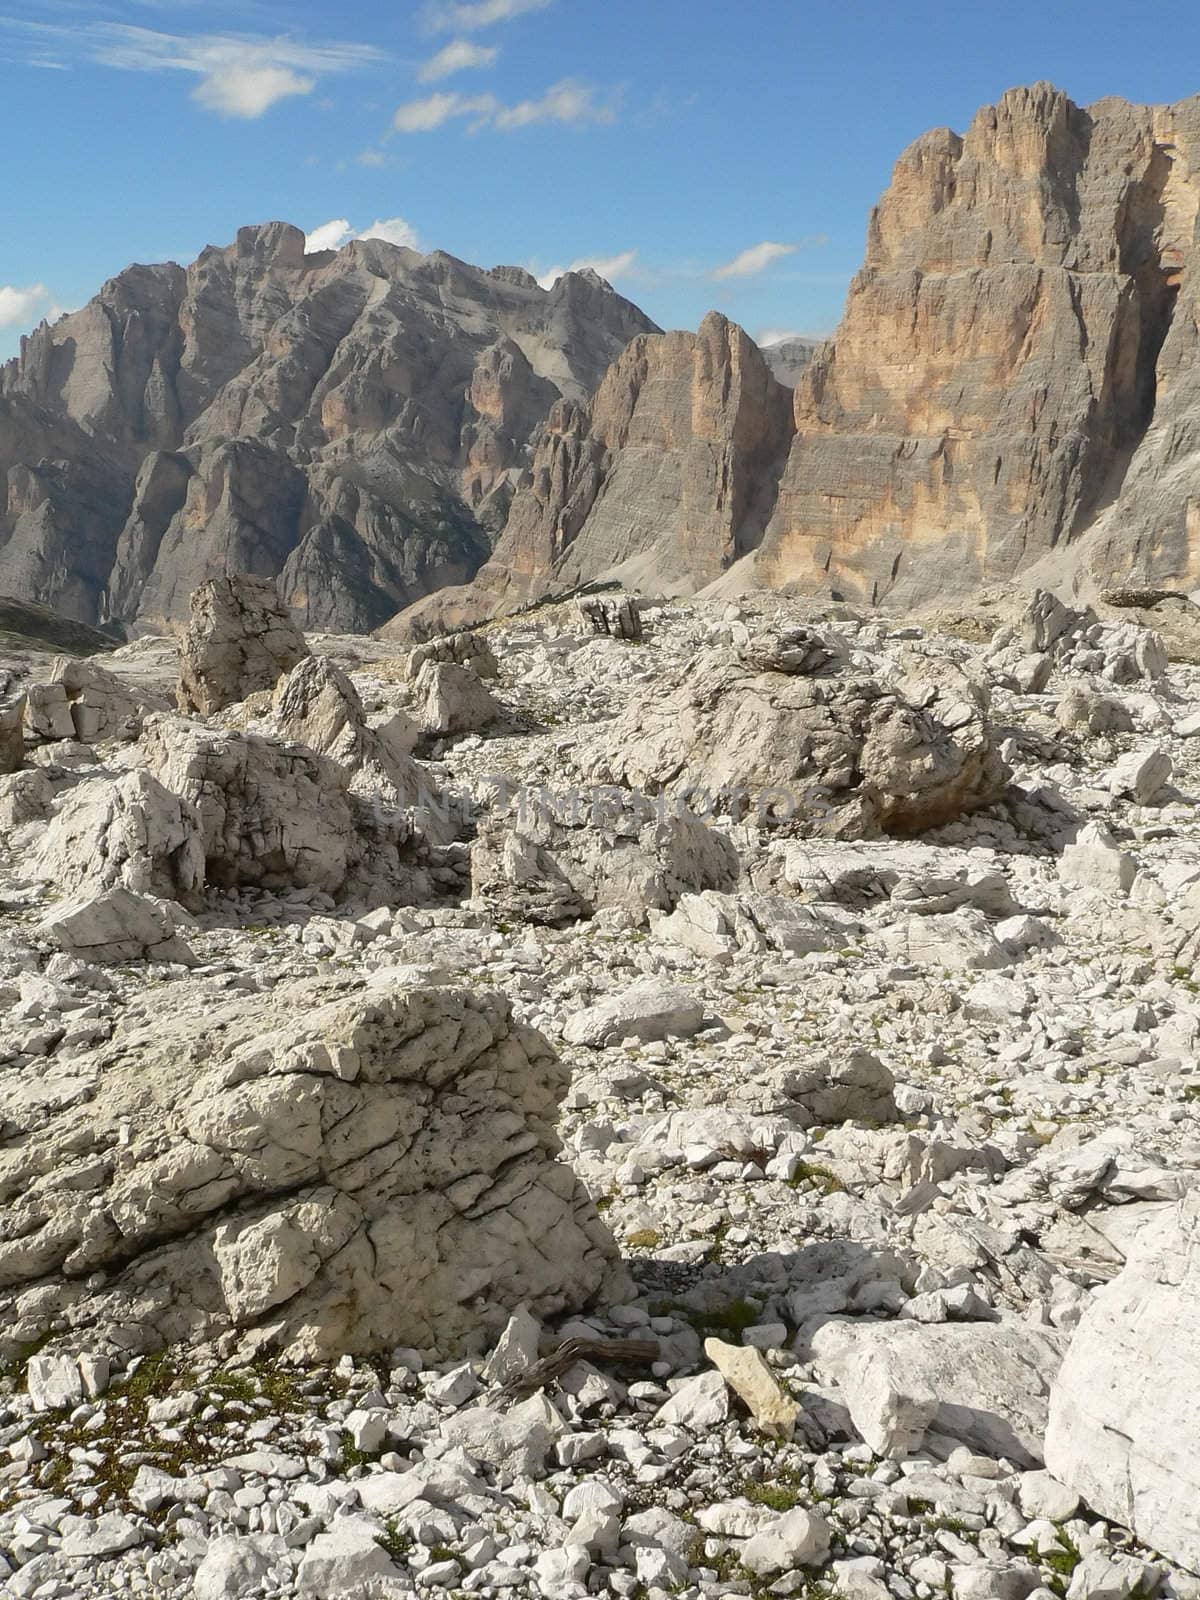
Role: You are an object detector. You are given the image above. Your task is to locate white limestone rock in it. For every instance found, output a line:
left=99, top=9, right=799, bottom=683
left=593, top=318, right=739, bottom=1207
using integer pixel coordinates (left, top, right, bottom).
left=34, top=767, right=205, bottom=901
left=471, top=787, right=739, bottom=926
left=811, top=1319, right=1064, bottom=1465
left=137, top=715, right=429, bottom=906
left=403, top=630, right=499, bottom=682
left=177, top=574, right=309, bottom=715
left=295, top=1517, right=403, bottom=1597
left=1107, top=746, right=1173, bottom=805
left=1045, top=1192, right=1200, bottom=1574
left=417, top=659, right=504, bottom=736
left=193, top=1535, right=279, bottom=1600
left=26, top=656, right=168, bottom=744
left=578, top=646, right=1009, bottom=836
left=0, top=978, right=627, bottom=1360
left=270, top=654, right=431, bottom=817
left=1059, top=823, right=1136, bottom=895
left=38, top=886, right=196, bottom=966
left=740, top=1507, right=831, bottom=1574
left=564, top=980, right=705, bottom=1047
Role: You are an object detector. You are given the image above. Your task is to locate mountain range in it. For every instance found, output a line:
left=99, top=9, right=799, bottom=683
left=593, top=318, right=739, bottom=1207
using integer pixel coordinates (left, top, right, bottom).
left=4, top=81, right=1200, bottom=637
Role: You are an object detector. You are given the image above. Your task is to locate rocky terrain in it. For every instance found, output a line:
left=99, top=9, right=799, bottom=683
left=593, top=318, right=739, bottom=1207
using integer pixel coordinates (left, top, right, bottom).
left=0, top=226, right=656, bottom=634
left=1, top=572, right=1199, bottom=1600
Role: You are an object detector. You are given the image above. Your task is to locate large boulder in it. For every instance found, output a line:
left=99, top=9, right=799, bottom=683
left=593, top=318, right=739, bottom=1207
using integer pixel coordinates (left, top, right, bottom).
left=138, top=716, right=422, bottom=903
left=987, top=590, right=1168, bottom=688
left=176, top=575, right=309, bottom=715
left=38, top=886, right=196, bottom=966
left=809, top=1319, right=1065, bottom=1466
left=416, top=659, right=505, bottom=738
left=402, top=631, right=500, bottom=682
left=471, top=786, right=740, bottom=925
left=34, top=767, right=205, bottom=900
left=1044, top=1192, right=1200, bottom=1574
left=24, top=656, right=168, bottom=744
left=33, top=714, right=440, bottom=909
left=0, top=978, right=627, bottom=1361
left=577, top=643, right=1008, bottom=836
left=270, top=656, right=430, bottom=814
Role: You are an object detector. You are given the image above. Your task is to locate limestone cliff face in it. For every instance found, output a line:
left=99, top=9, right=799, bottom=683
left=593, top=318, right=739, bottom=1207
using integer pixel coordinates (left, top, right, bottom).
left=755, top=84, right=1200, bottom=604
left=392, top=312, right=795, bottom=636
left=0, top=225, right=655, bottom=631
left=396, top=83, right=1200, bottom=639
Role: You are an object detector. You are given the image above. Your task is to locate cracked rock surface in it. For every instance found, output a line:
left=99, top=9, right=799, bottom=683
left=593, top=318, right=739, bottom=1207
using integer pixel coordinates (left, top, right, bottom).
left=3, top=586, right=1200, bottom=1599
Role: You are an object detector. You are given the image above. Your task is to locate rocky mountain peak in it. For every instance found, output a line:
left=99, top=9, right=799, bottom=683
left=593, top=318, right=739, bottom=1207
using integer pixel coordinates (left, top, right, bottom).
left=233, top=220, right=308, bottom=267
left=0, top=224, right=659, bottom=633
left=392, top=81, right=1200, bottom=638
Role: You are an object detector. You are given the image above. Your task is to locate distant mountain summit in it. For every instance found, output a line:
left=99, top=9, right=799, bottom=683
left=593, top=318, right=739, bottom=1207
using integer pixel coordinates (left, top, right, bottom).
left=758, top=335, right=823, bottom=388
left=0, top=223, right=656, bottom=632
left=398, top=83, right=1200, bottom=638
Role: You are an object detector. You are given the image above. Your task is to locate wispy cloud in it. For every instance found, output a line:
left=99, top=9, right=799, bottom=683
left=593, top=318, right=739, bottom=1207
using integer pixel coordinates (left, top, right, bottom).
left=393, top=77, right=613, bottom=134
left=425, top=0, right=552, bottom=32
left=0, top=283, right=50, bottom=329
left=418, top=38, right=497, bottom=81
left=0, top=20, right=382, bottom=117
left=392, top=89, right=497, bottom=132
left=305, top=215, right=421, bottom=254
left=712, top=241, right=797, bottom=280
left=493, top=78, right=613, bottom=130
left=535, top=249, right=638, bottom=290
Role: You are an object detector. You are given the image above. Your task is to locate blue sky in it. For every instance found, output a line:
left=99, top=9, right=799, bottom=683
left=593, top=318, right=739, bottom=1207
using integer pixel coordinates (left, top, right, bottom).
left=3, top=0, right=1200, bottom=361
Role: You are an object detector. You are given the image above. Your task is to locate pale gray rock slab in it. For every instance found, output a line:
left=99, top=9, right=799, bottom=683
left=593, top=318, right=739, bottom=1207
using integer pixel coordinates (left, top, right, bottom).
left=38, top=885, right=196, bottom=966
left=563, top=980, right=705, bottom=1048
left=416, top=659, right=505, bottom=737
left=1045, top=1191, right=1200, bottom=1575
left=812, top=1319, right=1065, bottom=1466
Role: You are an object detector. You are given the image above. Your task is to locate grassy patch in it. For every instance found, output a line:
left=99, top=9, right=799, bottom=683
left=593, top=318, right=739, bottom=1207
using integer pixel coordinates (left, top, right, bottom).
left=625, top=1228, right=662, bottom=1250
left=662, top=1296, right=762, bottom=1341
left=740, top=1468, right=806, bottom=1513
left=1032, top=1525, right=1083, bottom=1598
left=784, top=1161, right=846, bottom=1195
left=376, top=1522, right=414, bottom=1563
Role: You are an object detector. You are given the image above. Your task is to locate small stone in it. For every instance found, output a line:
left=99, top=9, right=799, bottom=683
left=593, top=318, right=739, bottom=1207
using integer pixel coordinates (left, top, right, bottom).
left=740, top=1507, right=831, bottom=1574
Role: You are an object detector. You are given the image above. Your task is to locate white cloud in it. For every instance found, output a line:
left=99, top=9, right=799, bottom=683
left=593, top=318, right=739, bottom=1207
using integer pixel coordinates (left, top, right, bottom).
left=305, top=216, right=421, bottom=254
left=712, top=240, right=797, bottom=280
left=305, top=218, right=354, bottom=253
left=535, top=249, right=638, bottom=290
left=418, top=39, right=498, bottom=81
left=393, top=90, right=498, bottom=132
left=756, top=328, right=806, bottom=346
left=358, top=216, right=421, bottom=249
left=0, top=283, right=50, bottom=329
left=393, top=77, right=612, bottom=134
left=192, top=62, right=313, bottom=116
left=493, top=78, right=613, bottom=130
left=425, top=0, right=552, bottom=32
left=0, top=22, right=382, bottom=119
